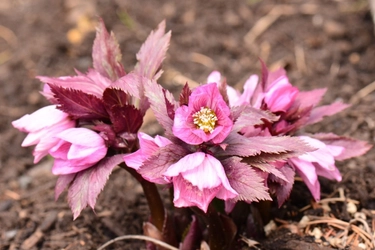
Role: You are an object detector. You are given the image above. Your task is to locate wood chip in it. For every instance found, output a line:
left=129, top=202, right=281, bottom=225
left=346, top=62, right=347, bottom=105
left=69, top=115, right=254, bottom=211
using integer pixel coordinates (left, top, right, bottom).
left=20, top=229, right=43, bottom=250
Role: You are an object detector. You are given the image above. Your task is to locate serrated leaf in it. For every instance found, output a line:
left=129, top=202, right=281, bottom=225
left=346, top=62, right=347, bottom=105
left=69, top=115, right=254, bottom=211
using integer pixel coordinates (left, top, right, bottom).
left=223, top=157, right=271, bottom=202
left=179, top=83, right=191, bottom=106
left=55, top=173, right=76, bottom=201
left=103, top=87, right=129, bottom=108
left=221, top=133, right=314, bottom=157
left=134, top=20, right=171, bottom=79
left=92, top=18, right=125, bottom=81
left=49, top=84, right=109, bottom=120
left=268, top=164, right=295, bottom=207
left=144, top=79, right=177, bottom=135
left=312, top=133, right=372, bottom=160
left=67, top=154, right=124, bottom=219
left=138, top=144, right=188, bottom=184
left=109, top=105, right=143, bottom=134
left=232, top=106, right=278, bottom=132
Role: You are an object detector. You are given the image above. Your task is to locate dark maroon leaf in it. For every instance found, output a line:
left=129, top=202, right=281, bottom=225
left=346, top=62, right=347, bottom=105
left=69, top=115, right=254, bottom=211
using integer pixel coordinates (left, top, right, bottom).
left=109, top=104, right=143, bottom=134
left=49, top=84, right=108, bottom=120
left=103, top=87, right=129, bottom=108
left=179, top=82, right=191, bottom=106
left=163, top=89, right=175, bottom=120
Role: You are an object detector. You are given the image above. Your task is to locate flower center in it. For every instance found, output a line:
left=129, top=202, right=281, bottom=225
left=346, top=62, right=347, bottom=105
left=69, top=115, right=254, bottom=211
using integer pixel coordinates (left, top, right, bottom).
left=192, top=107, right=218, bottom=133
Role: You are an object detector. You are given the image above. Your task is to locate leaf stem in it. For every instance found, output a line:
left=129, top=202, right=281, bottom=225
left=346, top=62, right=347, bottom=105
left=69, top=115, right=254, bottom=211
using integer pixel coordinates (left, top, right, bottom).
left=120, top=163, right=165, bottom=231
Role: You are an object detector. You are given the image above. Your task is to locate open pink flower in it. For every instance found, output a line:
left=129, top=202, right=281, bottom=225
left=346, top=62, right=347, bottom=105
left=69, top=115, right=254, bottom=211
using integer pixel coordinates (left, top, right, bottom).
left=289, top=136, right=344, bottom=200
left=49, top=128, right=107, bottom=175
left=12, top=105, right=75, bottom=163
left=173, top=83, right=233, bottom=145
left=164, top=152, right=238, bottom=212
left=124, top=132, right=172, bottom=170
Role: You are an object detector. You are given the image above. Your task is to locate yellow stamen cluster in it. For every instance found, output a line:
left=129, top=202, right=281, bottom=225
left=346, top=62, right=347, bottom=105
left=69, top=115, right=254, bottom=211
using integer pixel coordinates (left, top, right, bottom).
left=192, top=107, right=218, bottom=133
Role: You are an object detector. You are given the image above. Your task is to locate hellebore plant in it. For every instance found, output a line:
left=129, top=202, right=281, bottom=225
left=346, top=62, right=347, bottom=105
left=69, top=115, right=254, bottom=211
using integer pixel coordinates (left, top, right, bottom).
left=13, top=19, right=371, bottom=249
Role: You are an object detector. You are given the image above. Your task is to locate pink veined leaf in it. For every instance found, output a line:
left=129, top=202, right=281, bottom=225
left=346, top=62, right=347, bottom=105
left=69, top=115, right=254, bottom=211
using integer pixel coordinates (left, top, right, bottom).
left=232, top=106, right=278, bottom=132
left=268, top=163, right=295, bottom=207
left=292, top=88, right=327, bottom=111
left=92, top=18, right=125, bottom=81
left=55, top=173, right=76, bottom=201
left=223, top=157, right=271, bottom=202
left=134, top=20, right=171, bottom=80
left=49, top=84, right=109, bottom=120
left=67, top=154, right=125, bottom=219
left=144, top=79, right=177, bottom=135
left=307, top=102, right=350, bottom=125
left=221, top=133, right=314, bottom=157
left=312, top=133, right=372, bottom=160
left=138, top=144, right=189, bottom=184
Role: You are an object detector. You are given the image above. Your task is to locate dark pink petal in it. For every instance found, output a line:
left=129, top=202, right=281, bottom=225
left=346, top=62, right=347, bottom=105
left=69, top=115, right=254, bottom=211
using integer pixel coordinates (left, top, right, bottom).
left=312, top=133, right=372, bottom=160
left=307, top=102, right=350, bottom=125
left=134, top=20, right=171, bottom=80
left=172, top=175, right=220, bottom=212
left=92, top=18, right=125, bottom=81
left=67, top=154, right=125, bottom=219
left=222, top=157, right=271, bottom=203
left=293, top=88, right=327, bottom=111
left=50, top=128, right=107, bottom=175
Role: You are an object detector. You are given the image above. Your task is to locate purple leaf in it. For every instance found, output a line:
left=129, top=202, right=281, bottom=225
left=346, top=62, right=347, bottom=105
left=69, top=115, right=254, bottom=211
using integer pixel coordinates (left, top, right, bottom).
left=109, top=105, right=143, bottom=134
left=138, top=144, right=188, bottom=184
left=232, top=106, right=278, bottom=132
left=221, top=133, right=314, bottom=157
left=92, top=18, right=125, bottom=81
left=307, top=102, right=350, bottom=125
left=134, top=20, right=171, bottom=79
left=312, top=133, right=372, bottom=160
left=49, top=84, right=109, bottom=120
left=217, top=78, right=230, bottom=106
left=144, top=79, right=177, bottom=135
left=179, top=83, right=191, bottom=106
left=268, top=164, right=295, bottom=207
left=67, top=154, right=125, bottom=219
left=103, top=87, right=129, bottom=107
left=180, top=216, right=202, bottom=250
left=163, top=89, right=175, bottom=120
left=55, top=173, right=76, bottom=201
left=223, top=157, right=271, bottom=202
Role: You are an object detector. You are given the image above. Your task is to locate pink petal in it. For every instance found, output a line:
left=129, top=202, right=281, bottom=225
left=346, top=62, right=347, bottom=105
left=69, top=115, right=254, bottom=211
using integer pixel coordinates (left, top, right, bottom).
left=207, top=71, right=221, bottom=83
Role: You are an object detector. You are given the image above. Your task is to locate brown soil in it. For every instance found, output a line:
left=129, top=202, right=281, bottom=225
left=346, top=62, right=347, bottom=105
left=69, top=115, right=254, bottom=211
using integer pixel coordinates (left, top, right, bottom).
left=1, top=0, right=374, bottom=249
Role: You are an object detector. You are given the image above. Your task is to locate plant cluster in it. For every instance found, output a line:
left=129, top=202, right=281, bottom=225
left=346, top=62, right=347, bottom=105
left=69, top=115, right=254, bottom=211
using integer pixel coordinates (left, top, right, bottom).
left=12, top=19, right=371, bottom=249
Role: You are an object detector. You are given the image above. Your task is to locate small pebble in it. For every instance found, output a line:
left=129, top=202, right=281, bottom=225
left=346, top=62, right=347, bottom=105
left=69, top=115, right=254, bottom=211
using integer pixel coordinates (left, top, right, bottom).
left=4, top=229, right=18, bottom=240
left=346, top=201, right=357, bottom=214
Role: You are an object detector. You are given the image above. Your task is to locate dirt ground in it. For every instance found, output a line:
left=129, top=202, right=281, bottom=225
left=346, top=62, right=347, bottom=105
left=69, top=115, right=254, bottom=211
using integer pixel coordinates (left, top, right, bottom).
left=1, top=0, right=375, bottom=249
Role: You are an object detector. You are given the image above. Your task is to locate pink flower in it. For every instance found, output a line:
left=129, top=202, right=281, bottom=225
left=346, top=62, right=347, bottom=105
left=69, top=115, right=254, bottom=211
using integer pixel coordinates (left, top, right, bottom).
left=12, top=105, right=75, bottom=163
left=289, top=136, right=344, bottom=200
left=164, top=152, right=238, bottom=212
left=123, top=132, right=172, bottom=170
left=173, top=83, right=233, bottom=145
left=49, top=128, right=107, bottom=175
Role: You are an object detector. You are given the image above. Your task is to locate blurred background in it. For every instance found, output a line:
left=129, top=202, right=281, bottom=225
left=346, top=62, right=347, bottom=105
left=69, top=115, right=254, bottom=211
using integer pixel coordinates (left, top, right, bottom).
left=1, top=0, right=374, bottom=249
